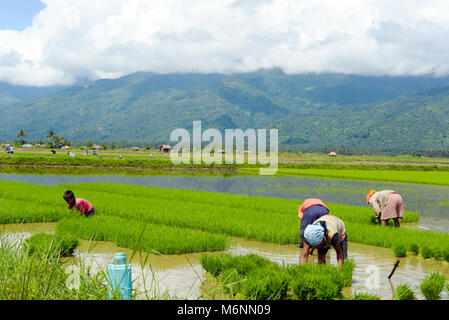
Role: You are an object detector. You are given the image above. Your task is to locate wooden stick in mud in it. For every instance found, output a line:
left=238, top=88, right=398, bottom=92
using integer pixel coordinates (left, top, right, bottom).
left=388, top=259, right=400, bottom=279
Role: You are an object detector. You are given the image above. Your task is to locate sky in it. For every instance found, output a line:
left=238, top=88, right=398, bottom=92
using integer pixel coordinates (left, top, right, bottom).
left=1, top=0, right=449, bottom=86
left=0, top=0, right=45, bottom=30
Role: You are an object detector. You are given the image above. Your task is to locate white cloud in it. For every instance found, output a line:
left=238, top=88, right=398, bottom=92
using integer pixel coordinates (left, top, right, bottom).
left=1, top=0, right=449, bottom=86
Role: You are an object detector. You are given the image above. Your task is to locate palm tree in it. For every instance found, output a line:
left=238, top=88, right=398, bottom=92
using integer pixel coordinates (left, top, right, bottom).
left=17, top=129, right=26, bottom=145
left=46, top=130, right=56, bottom=142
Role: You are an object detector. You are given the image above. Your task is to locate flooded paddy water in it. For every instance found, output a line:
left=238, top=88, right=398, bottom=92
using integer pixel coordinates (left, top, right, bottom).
left=1, top=222, right=448, bottom=300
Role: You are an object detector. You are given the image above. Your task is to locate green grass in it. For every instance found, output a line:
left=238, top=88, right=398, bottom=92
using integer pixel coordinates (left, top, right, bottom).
left=24, top=232, right=79, bottom=259
left=393, top=284, right=417, bottom=300
left=56, top=216, right=228, bottom=255
left=0, top=234, right=108, bottom=299
left=279, top=153, right=449, bottom=165
left=6, top=152, right=449, bottom=176
left=245, top=168, right=449, bottom=186
left=0, top=154, right=236, bottom=170
left=419, top=272, right=447, bottom=300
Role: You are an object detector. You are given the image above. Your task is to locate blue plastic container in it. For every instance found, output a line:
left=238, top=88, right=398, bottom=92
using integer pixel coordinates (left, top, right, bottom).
left=107, top=252, right=132, bottom=300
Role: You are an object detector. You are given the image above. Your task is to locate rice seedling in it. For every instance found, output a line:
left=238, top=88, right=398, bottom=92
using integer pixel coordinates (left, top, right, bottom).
left=57, top=216, right=228, bottom=254
left=200, top=253, right=355, bottom=300
left=24, top=232, right=79, bottom=259
left=254, top=167, right=449, bottom=186
left=241, top=268, right=290, bottom=300
left=394, top=245, right=407, bottom=258
left=352, top=291, right=381, bottom=300
left=60, top=182, right=420, bottom=224
left=346, top=223, right=449, bottom=261
left=421, top=246, right=433, bottom=259
left=0, top=199, right=65, bottom=224
left=419, top=272, right=447, bottom=300
left=442, top=246, right=449, bottom=263
left=409, top=243, right=420, bottom=255
left=393, top=284, right=416, bottom=300
left=2, top=181, right=445, bottom=260
left=290, top=272, right=341, bottom=300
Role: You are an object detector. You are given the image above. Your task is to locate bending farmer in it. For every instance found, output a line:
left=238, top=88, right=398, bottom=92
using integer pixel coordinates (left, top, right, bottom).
left=366, top=190, right=403, bottom=227
left=298, top=198, right=329, bottom=251
left=300, top=215, right=347, bottom=266
left=63, top=190, right=95, bottom=217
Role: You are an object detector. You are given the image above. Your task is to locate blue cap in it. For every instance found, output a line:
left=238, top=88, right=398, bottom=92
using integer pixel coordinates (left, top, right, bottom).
left=304, top=223, right=325, bottom=247
left=113, top=252, right=127, bottom=264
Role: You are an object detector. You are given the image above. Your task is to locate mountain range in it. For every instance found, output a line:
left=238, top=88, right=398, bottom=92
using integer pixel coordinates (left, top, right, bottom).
left=2, top=68, right=449, bottom=151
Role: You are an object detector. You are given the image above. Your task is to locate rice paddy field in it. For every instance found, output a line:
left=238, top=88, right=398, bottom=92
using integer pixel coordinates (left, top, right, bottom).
left=242, top=167, right=449, bottom=185
left=1, top=166, right=449, bottom=300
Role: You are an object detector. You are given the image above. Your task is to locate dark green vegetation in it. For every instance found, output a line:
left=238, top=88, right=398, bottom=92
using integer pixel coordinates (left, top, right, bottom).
left=3, top=70, right=449, bottom=151
left=352, top=292, right=381, bottom=300
left=393, top=245, right=407, bottom=258
left=419, top=272, right=447, bottom=300
left=200, top=253, right=354, bottom=300
left=57, top=216, right=228, bottom=254
left=393, top=284, right=417, bottom=300
left=8, top=152, right=449, bottom=181
left=0, top=82, right=67, bottom=107
left=24, top=233, right=79, bottom=259
left=0, top=154, right=231, bottom=169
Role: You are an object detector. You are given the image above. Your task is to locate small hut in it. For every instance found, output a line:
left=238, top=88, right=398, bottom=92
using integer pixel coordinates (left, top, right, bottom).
left=159, top=145, right=172, bottom=153
left=132, top=147, right=140, bottom=151
left=92, top=145, right=101, bottom=150
left=329, top=151, right=337, bottom=157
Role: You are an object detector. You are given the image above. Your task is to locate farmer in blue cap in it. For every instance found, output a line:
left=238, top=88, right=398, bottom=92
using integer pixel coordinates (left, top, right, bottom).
left=300, top=215, right=347, bottom=266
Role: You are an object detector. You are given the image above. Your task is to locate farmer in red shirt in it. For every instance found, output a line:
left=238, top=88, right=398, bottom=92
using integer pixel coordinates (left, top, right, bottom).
left=63, top=190, right=95, bottom=217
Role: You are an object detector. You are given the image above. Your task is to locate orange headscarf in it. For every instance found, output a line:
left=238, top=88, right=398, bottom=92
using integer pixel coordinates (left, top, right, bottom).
left=366, top=190, right=376, bottom=204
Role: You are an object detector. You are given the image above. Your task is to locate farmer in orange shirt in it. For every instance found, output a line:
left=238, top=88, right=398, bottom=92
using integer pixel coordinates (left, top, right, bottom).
left=298, top=198, right=329, bottom=251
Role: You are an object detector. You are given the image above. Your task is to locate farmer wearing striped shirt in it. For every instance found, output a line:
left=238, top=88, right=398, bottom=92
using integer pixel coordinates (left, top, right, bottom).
left=366, top=190, right=403, bottom=227
left=301, top=215, right=347, bottom=266
left=298, top=198, right=329, bottom=250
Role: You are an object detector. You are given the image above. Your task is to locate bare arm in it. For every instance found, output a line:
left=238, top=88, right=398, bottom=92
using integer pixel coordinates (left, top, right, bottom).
left=300, top=242, right=311, bottom=265
left=372, top=199, right=382, bottom=218
left=333, top=242, right=344, bottom=266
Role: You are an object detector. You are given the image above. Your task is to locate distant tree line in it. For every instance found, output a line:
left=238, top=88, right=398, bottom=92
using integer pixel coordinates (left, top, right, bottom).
left=4, top=129, right=449, bottom=158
